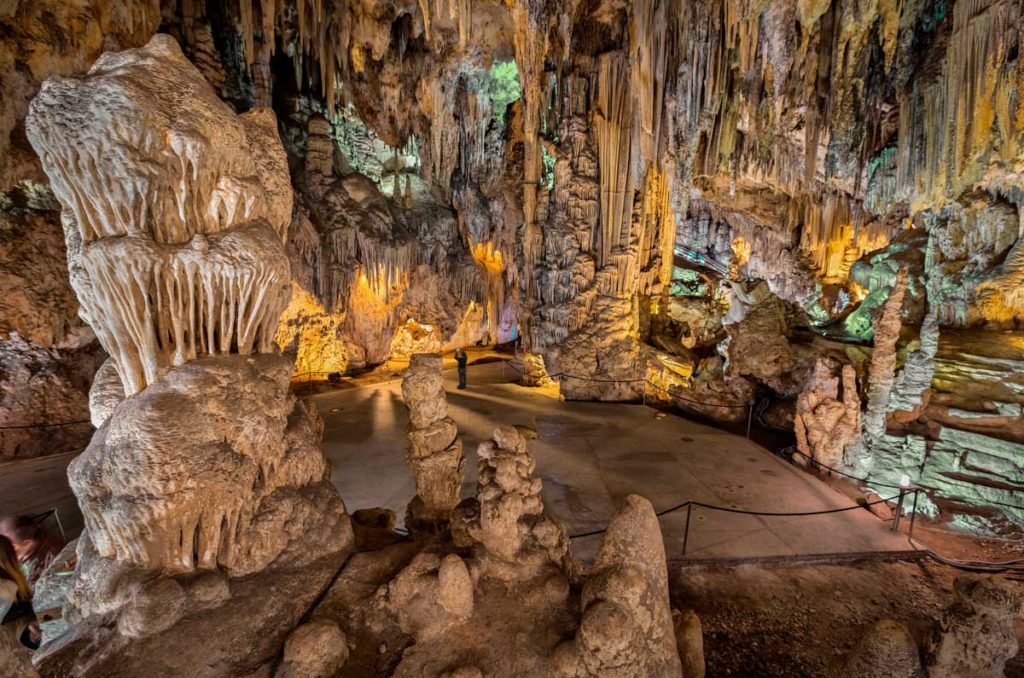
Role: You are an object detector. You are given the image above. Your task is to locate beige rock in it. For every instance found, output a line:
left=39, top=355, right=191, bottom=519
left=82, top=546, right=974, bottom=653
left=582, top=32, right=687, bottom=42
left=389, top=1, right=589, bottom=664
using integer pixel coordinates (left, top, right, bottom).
left=276, top=620, right=350, bottom=678
left=453, top=425, right=576, bottom=582
left=402, top=353, right=464, bottom=528
left=925, top=576, right=1021, bottom=678
left=555, top=495, right=682, bottom=677
left=88, top=357, right=124, bottom=428
left=117, top=578, right=187, bottom=639
left=794, top=358, right=861, bottom=469
left=519, top=351, right=554, bottom=387
left=673, top=608, right=705, bottom=678
left=379, top=551, right=474, bottom=642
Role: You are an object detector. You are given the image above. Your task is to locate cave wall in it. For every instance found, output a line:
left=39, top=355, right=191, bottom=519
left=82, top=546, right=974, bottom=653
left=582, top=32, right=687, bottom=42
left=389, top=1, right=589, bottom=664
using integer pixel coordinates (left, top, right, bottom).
left=0, top=1, right=160, bottom=457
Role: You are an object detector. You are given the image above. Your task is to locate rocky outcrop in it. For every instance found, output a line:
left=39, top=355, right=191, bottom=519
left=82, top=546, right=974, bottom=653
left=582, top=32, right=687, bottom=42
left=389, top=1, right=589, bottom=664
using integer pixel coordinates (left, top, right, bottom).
left=553, top=495, right=682, bottom=677
left=925, top=576, right=1021, bottom=678
left=276, top=620, right=351, bottom=678
left=401, top=353, right=464, bottom=530
left=26, top=34, right=292, bottom=397
left=24, top=35, right=354, bottom=676
left=795, top=359, right=861, bottom=469
left=451, top=425, right=576, bottom=582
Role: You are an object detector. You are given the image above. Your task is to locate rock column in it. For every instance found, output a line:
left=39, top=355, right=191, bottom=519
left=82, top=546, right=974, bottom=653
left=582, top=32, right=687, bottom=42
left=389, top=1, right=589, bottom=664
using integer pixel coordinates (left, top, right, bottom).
left=401, top=353, right=465, bottom=530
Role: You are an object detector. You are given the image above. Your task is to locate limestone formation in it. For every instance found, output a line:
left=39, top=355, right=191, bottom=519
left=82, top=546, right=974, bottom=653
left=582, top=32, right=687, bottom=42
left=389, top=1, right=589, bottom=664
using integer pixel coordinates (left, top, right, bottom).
left=276, top=620, right=351, bottom=678
left=673, top=609, right=706, bottom=678
left=925, top=576, right=1021, bottom=678
left=794, top=359, right=862, bottom=469
left=553, top=495, right=683, bottom=677
left=519, top=351, right=554, bottom=387
left=26, top=34, right=293, bottom=397
left=401, top=353, right=464, bottom=529
left=863, top=268, right=909, bottom=440
left=69, top=355, right=351, bottom=576
left=451, top=425, right=577, bottom=582
left=843, top=619, right=922, bottom=678
left=376, top=551, right=475, bottom=642
left=18, top=33, right=357, bottom=677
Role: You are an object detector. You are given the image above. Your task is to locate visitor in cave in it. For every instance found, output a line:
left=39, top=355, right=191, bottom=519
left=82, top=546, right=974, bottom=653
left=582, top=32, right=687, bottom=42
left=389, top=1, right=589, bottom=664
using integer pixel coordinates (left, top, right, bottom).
left=0, top=535, right=37, bottom=650
left=455, top=348, right=468, bottom=389
left=0, top=514, right=65, bottom=585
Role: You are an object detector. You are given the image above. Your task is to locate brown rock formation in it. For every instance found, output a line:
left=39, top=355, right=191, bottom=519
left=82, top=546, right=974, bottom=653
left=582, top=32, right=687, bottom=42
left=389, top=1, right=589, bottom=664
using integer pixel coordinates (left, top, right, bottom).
left=401, top=353, right=465, bottom=530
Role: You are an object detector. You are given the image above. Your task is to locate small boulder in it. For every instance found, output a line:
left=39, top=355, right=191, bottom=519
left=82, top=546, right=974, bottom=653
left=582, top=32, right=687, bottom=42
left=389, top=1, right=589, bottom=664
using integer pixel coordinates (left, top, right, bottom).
left=276, top=620, right=350, bottom=678
left=843, top=619, right=921, bottom=678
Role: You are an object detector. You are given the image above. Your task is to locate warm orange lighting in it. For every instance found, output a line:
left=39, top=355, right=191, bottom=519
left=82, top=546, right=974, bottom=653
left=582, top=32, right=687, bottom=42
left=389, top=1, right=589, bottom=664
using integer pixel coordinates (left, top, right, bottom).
left=848, top=281, right=869, bottom=302
left=471, top=241, right=504, bottom=273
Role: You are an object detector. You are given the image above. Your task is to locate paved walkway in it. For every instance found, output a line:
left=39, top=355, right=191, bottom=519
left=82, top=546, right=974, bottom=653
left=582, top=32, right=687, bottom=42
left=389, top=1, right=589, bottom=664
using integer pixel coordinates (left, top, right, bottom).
left=0, top=357, right=912, bottom=561
left=314, top=360, right=912, bottom=560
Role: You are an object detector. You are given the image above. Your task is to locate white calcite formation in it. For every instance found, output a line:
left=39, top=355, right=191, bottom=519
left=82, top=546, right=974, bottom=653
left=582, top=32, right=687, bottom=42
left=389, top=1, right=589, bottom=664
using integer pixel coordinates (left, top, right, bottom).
left=20, top=37, right=355, bottom=676
left=26, top=34, right=292, bottom=396
left=401, top=353, right=465, bottom=529
left=69, top=354, right=350, bottom=575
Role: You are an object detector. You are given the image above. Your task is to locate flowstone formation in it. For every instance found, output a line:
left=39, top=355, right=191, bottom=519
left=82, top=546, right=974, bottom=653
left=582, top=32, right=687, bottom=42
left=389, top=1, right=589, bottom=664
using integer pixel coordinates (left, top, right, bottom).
left=794, top=359, right=861, bottom=469
left=925, top=576, right=1021, bottom=678
left=24, top=35, right=353, bottom=676
left=27, top=33, right=292, bottom=397
left=402, top=353, right=464, bottom=531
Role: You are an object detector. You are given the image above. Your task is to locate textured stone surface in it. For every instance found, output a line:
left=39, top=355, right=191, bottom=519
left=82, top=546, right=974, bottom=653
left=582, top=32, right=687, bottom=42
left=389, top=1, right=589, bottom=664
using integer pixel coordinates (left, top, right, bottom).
left=276, top=620, right=350, bottom=678
left=451, top=424, right=577, bottom=582
left=843, top=619, right=921, bottom=678
left=69, top=354, right=352, bottom=577
left=795, top=359, right=861, bottom=469
left=553, top=495, right=682, bottom=677
left=26, top=34, right=293, bottom=396
left=925, top=576, right=1021, bottom=678
left=401, top=353, right=464, bottom=528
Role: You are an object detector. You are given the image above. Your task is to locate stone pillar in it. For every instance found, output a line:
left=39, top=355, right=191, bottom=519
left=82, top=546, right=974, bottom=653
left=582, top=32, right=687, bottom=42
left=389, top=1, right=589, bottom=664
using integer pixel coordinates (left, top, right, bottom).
left=401, top=353, right=464, bottom=530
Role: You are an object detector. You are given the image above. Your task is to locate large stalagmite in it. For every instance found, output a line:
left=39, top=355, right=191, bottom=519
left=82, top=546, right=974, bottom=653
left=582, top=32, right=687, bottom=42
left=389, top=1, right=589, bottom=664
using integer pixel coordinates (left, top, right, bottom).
left=24, top=35, right=354, bottom=675
left=401, top=353, right=465, bottom=530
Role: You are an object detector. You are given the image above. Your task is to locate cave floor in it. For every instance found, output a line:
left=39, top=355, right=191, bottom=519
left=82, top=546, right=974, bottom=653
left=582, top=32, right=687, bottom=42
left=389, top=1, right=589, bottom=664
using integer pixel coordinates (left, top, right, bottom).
left=314, top=360, right=912, bottom=561
left=0, top=357, right=913, bottom=561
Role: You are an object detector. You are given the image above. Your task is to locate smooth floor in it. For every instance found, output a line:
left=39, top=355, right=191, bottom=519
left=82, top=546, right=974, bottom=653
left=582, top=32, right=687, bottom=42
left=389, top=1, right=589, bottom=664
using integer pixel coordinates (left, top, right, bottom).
left=314, top=360, right=912, bottom=561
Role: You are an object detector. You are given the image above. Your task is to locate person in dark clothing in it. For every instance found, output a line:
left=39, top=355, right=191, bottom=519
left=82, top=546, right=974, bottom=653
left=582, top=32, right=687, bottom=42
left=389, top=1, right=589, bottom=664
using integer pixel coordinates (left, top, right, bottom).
left=455, top=348, right=468, bottom=389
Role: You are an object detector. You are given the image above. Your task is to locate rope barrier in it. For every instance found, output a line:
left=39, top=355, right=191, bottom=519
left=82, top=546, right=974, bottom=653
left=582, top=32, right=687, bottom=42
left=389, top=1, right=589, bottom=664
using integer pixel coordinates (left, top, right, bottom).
left=568, top=493, right=903, bottom=540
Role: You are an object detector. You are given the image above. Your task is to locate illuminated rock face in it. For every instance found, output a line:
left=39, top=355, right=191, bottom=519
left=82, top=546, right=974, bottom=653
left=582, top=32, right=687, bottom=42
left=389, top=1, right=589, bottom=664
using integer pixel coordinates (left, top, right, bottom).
left=795, top=359, right=861, bottom=469
left=451, top=425, right=577, bottom=582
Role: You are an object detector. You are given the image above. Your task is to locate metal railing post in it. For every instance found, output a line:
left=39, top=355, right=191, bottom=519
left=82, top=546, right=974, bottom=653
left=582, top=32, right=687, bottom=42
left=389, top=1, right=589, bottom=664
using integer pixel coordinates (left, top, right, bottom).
left=746, top=402, right=753, bottom=439
left=892, top=487, right=907, bottom=532
left=907, top=488, right=920, bottom=542
left=682, top=504, right=693, bottom=556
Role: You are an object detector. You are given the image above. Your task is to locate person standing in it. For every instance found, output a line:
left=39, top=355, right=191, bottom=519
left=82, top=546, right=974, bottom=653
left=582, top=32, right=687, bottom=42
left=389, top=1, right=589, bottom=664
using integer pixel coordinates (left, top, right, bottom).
left=455, top=348, right=468, bottom=389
